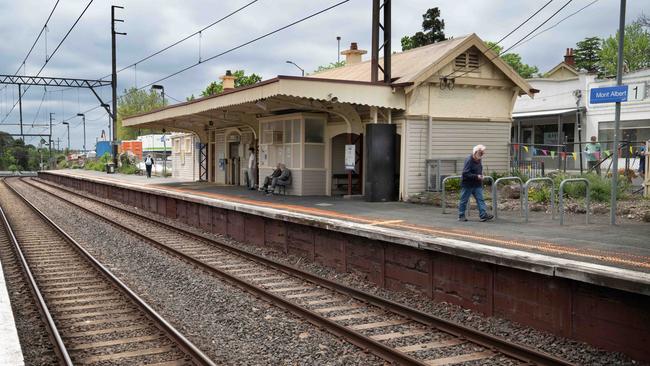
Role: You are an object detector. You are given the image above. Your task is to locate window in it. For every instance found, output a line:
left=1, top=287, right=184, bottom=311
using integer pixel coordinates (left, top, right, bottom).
left=305, top=118, right=324, bottom=143
left=184, top=137, right=193, bottom=153
left=260, top=119, right=302, bottom=168
left=454, top=51, right=479, bottom=70
left=172, top=139, right=180, bottom=153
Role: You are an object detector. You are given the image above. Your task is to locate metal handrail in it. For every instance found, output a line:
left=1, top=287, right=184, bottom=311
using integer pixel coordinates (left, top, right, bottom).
left=441, top=175, right=493, bottom=217
left=492, top=177, right=524, bottom=219
left=523, top=177, right=555, bottom=223
left=559, top=178, right=590, bottom=226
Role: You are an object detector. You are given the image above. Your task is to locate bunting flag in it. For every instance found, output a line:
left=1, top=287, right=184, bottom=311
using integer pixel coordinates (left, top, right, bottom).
left=572, top=152, right=577, bottom=160
left=605, top=150, right=611, bottom=157
left=550, top=151, right=556, bottom=158
left=595, top=151, right=601, bottom=160
left=630, top=146, right=634, bottom=154
left=513, top=144, right=519, bottom=151
left=523, top=146, right=529, bottom=152
left=560, top=152, right=567, bottom=159
left=531, top=147, right=537, bottom=155
left=542, top=149, right=548, bottom=156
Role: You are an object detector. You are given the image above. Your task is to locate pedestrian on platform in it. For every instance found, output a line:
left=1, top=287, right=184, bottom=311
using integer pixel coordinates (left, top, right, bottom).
left=636, top=145, right=647, bottom=179
left=247, top=147, right=258, bottom=190
left=267, top=163, right=291, bottom=195
left=260, top=163, right=282, bottom=192
left=585, top=136, right=602, bottom=176
left=144, top=154, right=154, bottom=178
left=458, top=145, right=493, bottom=222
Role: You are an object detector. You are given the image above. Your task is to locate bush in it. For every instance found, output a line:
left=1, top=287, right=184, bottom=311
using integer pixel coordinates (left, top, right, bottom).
left=443, top=177, right=461, bottom=191
left=553, top=172, right=628, bottom=203
left=118, top=164, right=137, bottom=174
left=528, top=185, right=551, bottom=204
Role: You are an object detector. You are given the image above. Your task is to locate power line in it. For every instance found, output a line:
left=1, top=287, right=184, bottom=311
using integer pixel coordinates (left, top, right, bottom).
left=449, top=0, right=574, bottom=82
left=1, top=0, right=95, bottom=124
left=140, top=0, right=351, bottom=90
left=443, top=0, right=554, bottom=80
left=512, top=0, right=600, bottom=49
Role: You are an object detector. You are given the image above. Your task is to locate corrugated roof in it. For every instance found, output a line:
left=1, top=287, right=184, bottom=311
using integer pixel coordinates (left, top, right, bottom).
left=310, top=35, right=470, bottom=83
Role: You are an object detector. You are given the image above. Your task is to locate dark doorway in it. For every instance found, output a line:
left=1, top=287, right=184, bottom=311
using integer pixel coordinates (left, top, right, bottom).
left=228, top=141, right=240, bottom=185
left=331, top=133, right=363, bottom=196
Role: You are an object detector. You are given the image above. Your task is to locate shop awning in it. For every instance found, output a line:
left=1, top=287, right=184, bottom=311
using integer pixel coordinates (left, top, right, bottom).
left=512, top=108, right=577, bottom=118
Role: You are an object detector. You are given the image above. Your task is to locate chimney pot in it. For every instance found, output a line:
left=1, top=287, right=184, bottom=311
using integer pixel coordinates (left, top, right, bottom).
left=564, top=48, right=575, bottom=67
left=340, top=42, right=367, bottom=65
left=220, top=70, right=237, bottom=90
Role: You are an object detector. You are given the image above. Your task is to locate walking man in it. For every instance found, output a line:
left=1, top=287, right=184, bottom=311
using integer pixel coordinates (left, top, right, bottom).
left=144, top=154, right=154, bottom=178
left=584, top=136, right=602, bottom=176
left=458, top=145, right=493, bottom=222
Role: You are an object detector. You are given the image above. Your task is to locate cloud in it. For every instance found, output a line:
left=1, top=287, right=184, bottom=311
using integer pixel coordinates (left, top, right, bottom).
left=0, top=0, right=646, bottom=148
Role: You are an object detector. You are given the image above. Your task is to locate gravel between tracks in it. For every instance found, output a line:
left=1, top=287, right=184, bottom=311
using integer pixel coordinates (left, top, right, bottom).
left=31, top=179, right=643, bottom=365
left=16, top=180, right=380, bottom=365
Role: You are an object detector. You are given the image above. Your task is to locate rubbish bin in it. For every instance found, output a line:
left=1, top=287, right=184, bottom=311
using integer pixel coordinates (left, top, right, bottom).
left=105, top=163, right=115, bottom=174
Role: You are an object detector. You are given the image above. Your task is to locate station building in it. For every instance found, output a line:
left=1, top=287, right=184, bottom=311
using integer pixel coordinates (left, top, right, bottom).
left=124, top=34, right=535, bottom=199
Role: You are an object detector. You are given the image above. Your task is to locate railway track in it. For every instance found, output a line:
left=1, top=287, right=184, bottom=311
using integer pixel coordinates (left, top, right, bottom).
left=23, top=177, right=574, bottom=366
left=0, top=178, right=215, bottom=366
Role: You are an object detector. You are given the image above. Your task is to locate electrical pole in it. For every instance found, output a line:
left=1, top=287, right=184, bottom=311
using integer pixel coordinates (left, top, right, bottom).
left=78, top=113, right=86, bottom=152
left=112, top=5, right=126, bottom=167
left=62, top=121, right=70, bottom=151
left=18, top=84, right=23, bottom=141
left=49, top=112, right=54, bottom=161
left=610, top=0, right=626, bottom=225
left=336, top=36, right=341, bottom=63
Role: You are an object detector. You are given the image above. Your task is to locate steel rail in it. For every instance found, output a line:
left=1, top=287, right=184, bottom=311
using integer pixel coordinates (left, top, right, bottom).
left=6, top=178, right=216, bottom=366
left=0, top=180, right=73, bottom=366
left=28, top=177, right=574, bottom=366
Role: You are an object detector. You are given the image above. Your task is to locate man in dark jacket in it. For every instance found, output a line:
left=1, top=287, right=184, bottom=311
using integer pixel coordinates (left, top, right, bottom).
left=268, top=163, right=291, bottom=195
left=458, top=145, right=493, bottom=222
left=260, top=163, right=282, bottom=192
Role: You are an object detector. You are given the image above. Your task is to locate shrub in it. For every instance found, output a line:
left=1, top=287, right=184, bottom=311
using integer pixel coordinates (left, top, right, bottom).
left=528, top=185, right=551, bottom=204
left=118, top=164, right=137, bottom=174
left=443, top=177, right=461, bottom=191
left=553, top=172, right=628, bottom=203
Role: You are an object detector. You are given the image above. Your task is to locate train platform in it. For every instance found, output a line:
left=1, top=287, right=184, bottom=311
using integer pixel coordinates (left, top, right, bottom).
left=40, top=169, right=650, bottom=296
left=0, top=238, right=25, bottom=365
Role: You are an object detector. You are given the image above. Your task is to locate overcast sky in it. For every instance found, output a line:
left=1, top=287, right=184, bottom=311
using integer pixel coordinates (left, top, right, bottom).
left=0, top=0, right=646, bottom=149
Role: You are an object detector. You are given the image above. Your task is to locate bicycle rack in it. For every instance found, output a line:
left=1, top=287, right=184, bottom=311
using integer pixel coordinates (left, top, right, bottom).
left=441, top=175, right=493, bottom=217
left=559, top=178, right=590, bottom=225
left=492, top=177, right=524, bottom=219
left=523, top=177, right=555, bottom=223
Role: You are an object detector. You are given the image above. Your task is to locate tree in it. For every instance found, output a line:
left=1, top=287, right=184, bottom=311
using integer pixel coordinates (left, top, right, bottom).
left=313, top=60, right=345, bottom=73
left=116, top=87, right=165, bottom=140
left=199, top=70, right=262, bottom=97
left=485, top=42, right=539, bottom=79
left=574, top=36, right=601, bottom=73
left=599, top=22, right=650, bottom=77
left=401, top=7, right=446, bottom=51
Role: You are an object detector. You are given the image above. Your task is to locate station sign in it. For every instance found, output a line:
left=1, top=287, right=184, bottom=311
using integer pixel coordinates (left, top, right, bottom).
left=590, top=85, right=628, bottom=104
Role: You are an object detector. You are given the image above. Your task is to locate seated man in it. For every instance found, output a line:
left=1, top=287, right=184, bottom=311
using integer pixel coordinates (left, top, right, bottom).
left=260, top=163, right=282, bottom=192
left=268, top=163, right=291, bottom=195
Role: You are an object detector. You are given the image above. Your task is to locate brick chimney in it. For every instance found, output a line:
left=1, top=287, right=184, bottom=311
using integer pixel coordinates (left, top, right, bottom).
left=564, top=48, right=575, bottom=67
left=219, top=70, right=236, bottom=90
left=340, top=42, right=367, bottom=65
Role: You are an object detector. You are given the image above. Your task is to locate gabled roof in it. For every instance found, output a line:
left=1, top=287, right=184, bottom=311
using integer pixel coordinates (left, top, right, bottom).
left=544, top=62, right=579, bottom=80
left=311, top=33, right=535, bottom=97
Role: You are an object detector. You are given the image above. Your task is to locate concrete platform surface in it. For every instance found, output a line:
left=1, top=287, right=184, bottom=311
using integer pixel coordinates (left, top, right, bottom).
left=41, top=170, right=650, bottom=295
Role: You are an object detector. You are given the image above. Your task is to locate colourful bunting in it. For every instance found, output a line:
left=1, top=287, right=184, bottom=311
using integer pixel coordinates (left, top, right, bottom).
left=513, top=144, right=519, bottom=150
left=595, top=151, right=601, bottom=160
left=572, top=152, right=577, bottom=161
left=531, top=147, right=537, bottom=155
left=630, top=146, right=634, bottom=154
left=550, top=151, right=556, bottom=158
left=605, top=150, right=611, bottom=157
left=560, top=152, right=567, bottom=159
left=542, top=149, right=548, bottom=156
left=523, top=146, right=529, bottom=152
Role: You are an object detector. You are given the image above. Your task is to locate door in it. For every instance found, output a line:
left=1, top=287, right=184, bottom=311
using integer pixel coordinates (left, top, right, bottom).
left=228, top=141, right=240, bottom=185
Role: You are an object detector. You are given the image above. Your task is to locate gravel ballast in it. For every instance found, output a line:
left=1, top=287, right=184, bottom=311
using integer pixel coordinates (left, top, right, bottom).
left=31, top=178, right=643, bottom=365
left=15, top=180, right=380, bottom=365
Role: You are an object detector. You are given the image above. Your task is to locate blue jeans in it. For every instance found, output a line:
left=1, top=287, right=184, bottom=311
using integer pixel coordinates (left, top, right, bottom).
left=458, top=186, right=488, bottom=218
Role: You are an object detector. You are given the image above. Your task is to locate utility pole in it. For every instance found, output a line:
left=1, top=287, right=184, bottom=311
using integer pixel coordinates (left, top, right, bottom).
left=62, top=121, right=70, bottom=151
left=49, top=112, right=54, bottom=160
left=18, top=84, right=23, bottom=141
left=56, top=138, right=60, bottom=152
left=610, top=0, right=626, bottom=225
left=112, top=5, right=126, bottom=167
left=370, top=0, right=391, bottom=83
left=77, top=113, right=86, bottom=152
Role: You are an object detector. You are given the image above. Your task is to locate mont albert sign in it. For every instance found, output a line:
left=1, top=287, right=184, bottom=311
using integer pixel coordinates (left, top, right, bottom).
left=589, top=83, right=646, bottom=104
left=590, top=85, right=628, bottom=104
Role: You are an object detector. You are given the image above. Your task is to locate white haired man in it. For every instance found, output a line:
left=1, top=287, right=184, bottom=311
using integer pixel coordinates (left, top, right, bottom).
left=458, top=145, right=493, bottom=222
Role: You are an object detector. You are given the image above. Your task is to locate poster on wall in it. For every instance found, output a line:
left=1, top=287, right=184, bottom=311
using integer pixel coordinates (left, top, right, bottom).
left=345, top=144, right=356, bottom=171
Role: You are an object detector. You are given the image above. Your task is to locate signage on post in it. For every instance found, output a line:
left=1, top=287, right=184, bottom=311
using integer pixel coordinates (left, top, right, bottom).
left=590, top=85, right=628, bottom=104
left=344, top=144, right=356, bottom=170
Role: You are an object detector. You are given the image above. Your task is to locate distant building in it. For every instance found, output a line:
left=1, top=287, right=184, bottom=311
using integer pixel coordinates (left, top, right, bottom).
left=124, top=34, right=534, bottom=199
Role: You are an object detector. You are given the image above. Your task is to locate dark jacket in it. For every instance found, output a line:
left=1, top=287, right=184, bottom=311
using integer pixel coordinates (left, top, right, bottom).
left=461, top=155, right=483, bottom=188
left=269, top=168, right=282, bottom=178
left=278, top=168, right=292, bottom=184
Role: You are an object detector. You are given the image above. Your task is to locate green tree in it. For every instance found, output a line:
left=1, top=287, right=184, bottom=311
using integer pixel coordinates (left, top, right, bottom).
left=116, top=87, right=165, bottom=140
left=313, top=60, right=345, bottom=73
left=574, top=36, right=601, bottom=73
left=401, top=7, right=446, bottom=51
left=485, top=42, right=539, bottom=79
left=199, top=70, right=262, bottom=97
left=599, top=22, right=650, bottom=77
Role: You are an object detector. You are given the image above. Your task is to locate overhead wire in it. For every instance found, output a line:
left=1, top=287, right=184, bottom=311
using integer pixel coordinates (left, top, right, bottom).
left=447, top=0, right=575, bottom=82
left=1, top=0, right=95, bottom=124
